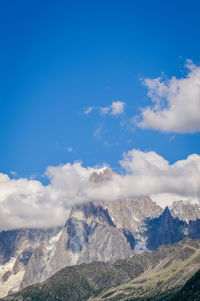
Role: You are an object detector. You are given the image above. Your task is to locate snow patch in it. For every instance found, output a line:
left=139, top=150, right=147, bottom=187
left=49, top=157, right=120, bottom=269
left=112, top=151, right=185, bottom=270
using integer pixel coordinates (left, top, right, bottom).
left=48, top=230, right=62, bottom=249
left=0, top=270, right=25, bottom=297
left=0, top=257, right=25, bottom=298
left=134, top=237, right=149, bottom=254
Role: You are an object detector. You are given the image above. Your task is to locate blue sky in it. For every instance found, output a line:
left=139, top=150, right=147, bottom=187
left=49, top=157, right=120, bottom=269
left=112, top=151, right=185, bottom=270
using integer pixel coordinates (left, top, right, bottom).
left=1, top=0, right=200, bottom=180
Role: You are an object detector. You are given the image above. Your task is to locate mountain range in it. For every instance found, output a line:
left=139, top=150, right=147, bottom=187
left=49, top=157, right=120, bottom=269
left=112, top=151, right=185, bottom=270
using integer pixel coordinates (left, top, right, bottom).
left=1, top=193, right=200, bottom=298
left=0, top=167, right=200, bottom=298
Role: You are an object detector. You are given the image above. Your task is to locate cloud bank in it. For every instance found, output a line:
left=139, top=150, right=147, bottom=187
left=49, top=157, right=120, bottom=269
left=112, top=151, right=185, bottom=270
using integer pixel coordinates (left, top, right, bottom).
left=0, top=149, right=200, bottom=230
left=136, top=60, right=200, bottom=133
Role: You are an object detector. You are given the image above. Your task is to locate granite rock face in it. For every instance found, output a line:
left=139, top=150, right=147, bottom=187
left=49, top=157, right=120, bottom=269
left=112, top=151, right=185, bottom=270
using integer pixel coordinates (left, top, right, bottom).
left=18, top=196, right=160, bottom=290
left=43, top=201, right=134, bottom=282
left=0, top=227, right=61, bottom=297
left=170, top=200, right=200, bottom=223
left=145, top=207, right=187, bottom=250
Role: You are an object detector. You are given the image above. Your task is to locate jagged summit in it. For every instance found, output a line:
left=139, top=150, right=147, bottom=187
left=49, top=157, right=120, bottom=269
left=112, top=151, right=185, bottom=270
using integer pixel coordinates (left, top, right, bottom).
left=162, top=205, right=171, bottom=217
left=68, top=202, right=116, bottom=227
left=145, top=205, right=187, bottom=250
left=89, top=167, right=116, bottom=183
left=170, top=200, right=200, bottom=223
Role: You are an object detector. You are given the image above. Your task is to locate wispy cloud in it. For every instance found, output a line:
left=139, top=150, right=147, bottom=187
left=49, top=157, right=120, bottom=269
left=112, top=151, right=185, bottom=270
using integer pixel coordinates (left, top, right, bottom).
left=94, top=124, right=103, bottom=140
left=84, top=106, right=94, bottom=115
left=67, top=146, right=73, bottom=152
left=84, top=101, right=126, bottom=116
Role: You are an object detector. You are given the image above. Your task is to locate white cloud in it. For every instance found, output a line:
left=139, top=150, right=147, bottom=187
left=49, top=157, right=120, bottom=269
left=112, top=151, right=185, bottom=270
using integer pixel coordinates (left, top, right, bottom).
left=0, top=175, right=68, bottom=230
left=67, top=147, right=73, bottom=152
left=118, top=150, right=200, bottom=206
left=84, top=101, right=126, bottom=116
left=10, top=171, right=17, bottom=176
left=79, top=150, right=200, bottom=207
left=111, top=101, right=126, bottom=115
left=84, top=106, right=94, bottom=115
left=0, top=150, right=200, bottom=229
left=135, top=60, right=200, bottom=133
left=100, top=106, right=110, bottom=114
left=93, top=124, right=103, bottom=140
left=100, top=101, right=126, bottom=115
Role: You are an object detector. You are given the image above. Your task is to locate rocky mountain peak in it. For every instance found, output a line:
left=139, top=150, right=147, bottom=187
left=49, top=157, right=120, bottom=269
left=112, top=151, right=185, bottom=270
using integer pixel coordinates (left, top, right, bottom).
left=68, top=202, right=116, bottom=227
left=145, top=206, right=187, bottom=250
left=63, top=202, right=116, bottom=255
left=162, top=206, right=171, bottom=219
left=89, top=167, right=116, bottom=183
left=170, top=200, right=200, bottom=223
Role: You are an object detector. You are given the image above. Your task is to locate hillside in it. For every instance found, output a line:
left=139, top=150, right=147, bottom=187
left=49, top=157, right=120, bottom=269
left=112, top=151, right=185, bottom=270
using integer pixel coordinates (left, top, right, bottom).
left=3, top=238, right=200, bottom=301
left=169, top=269, right=200, bottom=301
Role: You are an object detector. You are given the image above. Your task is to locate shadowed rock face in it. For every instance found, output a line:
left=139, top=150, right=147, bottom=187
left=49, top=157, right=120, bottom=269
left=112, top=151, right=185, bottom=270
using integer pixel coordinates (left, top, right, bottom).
left=0, top=231, right=19, bottom=264
left=145, top=206, right=200, bottom=251
left=122, top=229, right=136, bottom=249
left=188, top=219, right=200, bottom=239
left=145, top=207, right=187, bottom=250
